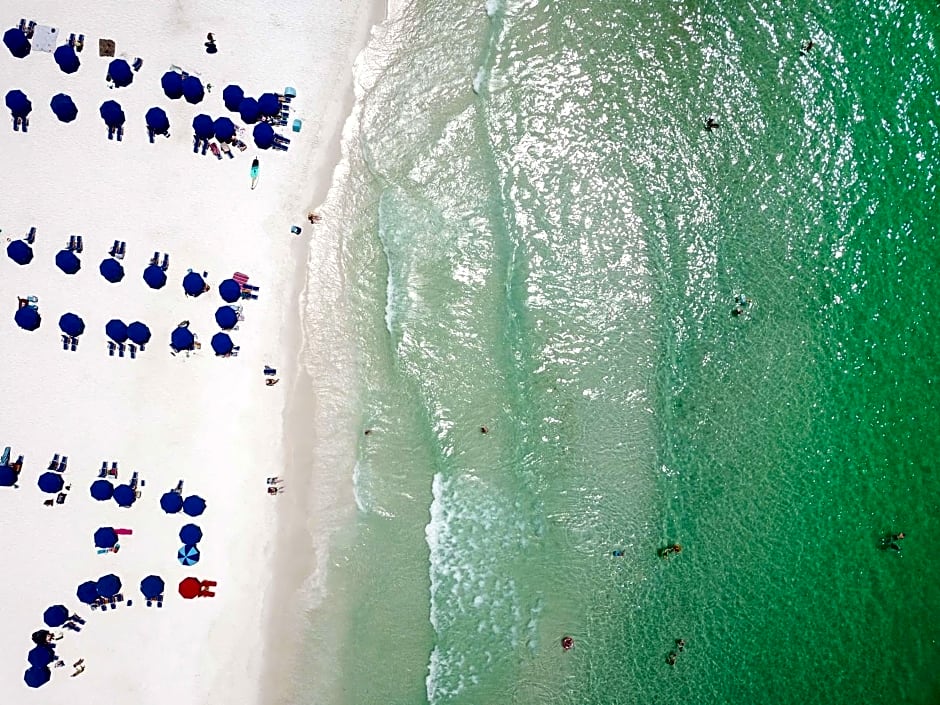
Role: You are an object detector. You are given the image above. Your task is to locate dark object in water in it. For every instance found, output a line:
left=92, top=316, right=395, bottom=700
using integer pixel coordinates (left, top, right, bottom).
left=666, top=651, right=677, bottom=665
left=561, top=636, right=573, bottom=650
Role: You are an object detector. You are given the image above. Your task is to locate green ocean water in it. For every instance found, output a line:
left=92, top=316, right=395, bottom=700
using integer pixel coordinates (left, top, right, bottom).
left=296, top=1, right=940, bottom=703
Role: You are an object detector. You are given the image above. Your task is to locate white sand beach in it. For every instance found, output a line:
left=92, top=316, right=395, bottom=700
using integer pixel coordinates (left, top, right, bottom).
left=0, top=1, right=383, bottom=702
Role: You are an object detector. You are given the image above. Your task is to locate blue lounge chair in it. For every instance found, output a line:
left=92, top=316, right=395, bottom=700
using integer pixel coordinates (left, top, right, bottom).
left=192, top=135, right=199, bottom=153
left=161, top=253, right=170, bottom=271
left=108, top=125, right=115, bottom=140
left=68, top=235, right=77, bottom=251
left=77, top=236, right=83, bottom=253
left=111, top=462, right=118, bottom=475
left=26, top=226, right=35, bottom=243
left=68, top=32, right=75, bottom=46
left=77, top=34, right=84, bottom=52
left=148, top=127, right=155, bottom=144
left=201, top=139, right=209, bottom=155
left=59, top=456, right=67, bottom=472
left=151, top=251, right=159, bottom=265
left=19, top=19, right=26, bottom=32
left=99, top=462, right=107, bottom=478
left=62, top=334, right=70, bottom=350
left=132, top=57, right=143, bottom=72
left=48, top=454, right=59, bottom=471
left=0, top=447, right=9, bottom=465
left=108, top=341, right=116, bottom=356
left=118, top=342, right=125, bottom=358
left=70, top=336, right=78, bottom=352
left=118, top=241, right=126, bottom=258
left=129, top=344, right=137, bottom=359
left=21, top=117, right=28, bottom=133
left=116, top=126, right=123, bottom=141
left=110, top=240, right=119, bottom=256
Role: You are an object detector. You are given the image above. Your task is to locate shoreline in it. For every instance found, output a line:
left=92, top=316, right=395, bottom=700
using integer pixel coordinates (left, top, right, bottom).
left=258, top=1, right=391, bottom=703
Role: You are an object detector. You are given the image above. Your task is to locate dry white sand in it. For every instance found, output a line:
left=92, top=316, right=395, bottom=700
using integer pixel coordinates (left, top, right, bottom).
left=0, top=1, right=383, bottom=702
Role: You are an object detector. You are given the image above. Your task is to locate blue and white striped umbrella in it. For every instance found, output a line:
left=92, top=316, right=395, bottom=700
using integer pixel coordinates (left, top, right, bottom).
left=178, top=544, right=200, bottom=566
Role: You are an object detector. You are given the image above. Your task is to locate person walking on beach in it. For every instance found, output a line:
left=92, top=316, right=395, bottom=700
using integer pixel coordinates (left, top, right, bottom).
left=265, top=378, right=280, bottom=386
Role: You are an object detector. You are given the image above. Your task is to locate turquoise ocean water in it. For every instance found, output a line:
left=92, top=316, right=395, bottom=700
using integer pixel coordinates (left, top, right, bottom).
left=295, top=1, right=940, bottom=703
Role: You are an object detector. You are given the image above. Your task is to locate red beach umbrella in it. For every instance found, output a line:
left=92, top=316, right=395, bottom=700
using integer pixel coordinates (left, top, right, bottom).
left=178, top=577, right=201, bottom=599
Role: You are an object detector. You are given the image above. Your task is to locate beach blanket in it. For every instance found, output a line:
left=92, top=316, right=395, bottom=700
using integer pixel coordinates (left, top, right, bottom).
left=31, top=25, right=58, bottom=52
left=99, top=38, right=115, bottom=57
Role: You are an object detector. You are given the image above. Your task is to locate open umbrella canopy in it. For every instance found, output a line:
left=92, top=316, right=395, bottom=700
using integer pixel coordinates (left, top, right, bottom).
left=211, top=332, right=234, bottom=356
left=145, top=106, right=170, bottom=134
left=37, top=472, right=64, bottom=494
left=24, top=666, right=51, bottom=688
left=3, top=28, right=30, bottom=58
left=99, top=100, right=125, bottom=127
left=178, top=544, right=201, bottom=566
left=258, top=92, right=281, bottom=117
left=76, top=581, right=99, bottom=604
left=108, top=58, right=133, bottom=87
left=113, top=484, right=136, bottom=507
left=183, top=271, right=207, bottom=296
left=127, top=321, right=151, bottom=345
left=105, top=319, right=128, bottom=342
left=59, top=312, right=85, bottom=337
left=28, top=645, right=56, bottom=667
left=162, top=71, right=183, bottom=99
left=100, top=257, right=124, bottom=283
left=97, top=573, right=122, bottom=597
left=160, top=491, right=184, bottom=514
left=94, top=527, right=118, bottom=548
left=182, top=75, right=204, bottom=103
left=50, top=93, right=78, bottom=122
left=218, top=278, right=242, bottom=303
left=213, top=116, right=235, bottom=142
left=253, top=122, right=275, bottom=149
left=7, top=239, right=33, bottom=264
left=222, top=84, right=244, bottom=111
left=0, top=465, right=18, bottom=486
left=140, top=575, right=165, bottom=599
left=239, top=97, right=261, bottom=123
left=54, top=43, right=80, bottom=73
left=31, top=630, right=51, bottom=645
left=143, top=264, right=167, bottom=289
left=6, top=89, right=32, bottom=118
left=43, top=604, right=69, bottom=628
left=56, top=249, right=81, bottom=274
left=192, top=114, right=214, bottom=140
left=179, top=577, right=201, bottom=599
left=183, top=495, right=206, bottom=517
left=89, top=479, right=114, bottom=501
left=14, top=307, right=41, bottom=331
left=171, top=326, right=195, bottom=352
left=215, top=306, right=238, bottom=330
left=179, top=524, right=203, bottom=544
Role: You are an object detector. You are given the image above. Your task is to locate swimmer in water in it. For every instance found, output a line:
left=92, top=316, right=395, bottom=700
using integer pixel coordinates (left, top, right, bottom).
left=612, top=549, right=624, bottom=557
left=666, top=652, right=677, bottom=666
left=705, top=117, right=720, bottom=131
left=561, top=636, right=574, bottom=650
left=676, top=638, right=685, bottom=652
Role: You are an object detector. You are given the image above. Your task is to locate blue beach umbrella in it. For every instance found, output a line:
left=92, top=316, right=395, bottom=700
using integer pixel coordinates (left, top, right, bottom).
left=56, top=249, right=81, bottom=274
left=143, top=264, right=167, bottom=289
left=54, top=43, right=80, bottom=73
left=113, top=483, right=136, bottom=507
left=183, top=271, right=207, bottom=296
left=182, top=75, right=204, bottom=104
left=215, top=306, right=238, bottom=330
left=108, top=58, right=133, bottom=87
left=89, top=479, right=114, bottom=501
left=140, top=575, right=165, bottom=599
left=145, top=107, right=170, bottom=134
left=258, top=92, right=280, bottom=117
left=239, top=97, right=261, bottom=123
left=161, top=71, right=183, bottom=99
left=127, top=321, right=151, bottom=345
left=76, top=580, right=100, bottom=604
left=97, top=574, right=122, bottom=598
left=27, top=645, right=56, bottom=668
left=7, top=240, right=33, bottom=264
left=192, top=114, right=214, bottom=140
left=38, top=472, right=64, bottom=494
left=94, top=527, right=118, bottom=548
left=50, top=93, right=78, bottom=122
left=160, top=491, right=183, bottom=514
left=211, top=332, right=234, bottom=356
left=6, top=89, right=32, bottom=118
left=222, top=84, right=244, bottom=111
left=178, top=544, right=200, bottom=566
left=179, top=524, right=203, bottom=545
left=105, top=319, right=128, bottom=342
left=100, top=257, right=125, bottom=283
left=253, top=122, right=275, bottom=149
left=14, top=307, right=41, bottom=331
left=24, top=666, right=51, bottom=689
left=171, top=326, right=195, bottom=352
left=42, top=604, right=69, bottom=628
left=0, top=465, right=17, bottom=486
left=183, top=495, right=206, bottom=517
left=218, top=278, right=242, bottom=303
left=99, top=100, right=125, bottom=127
left=213, top=117, right=235, bottom=142
left=3, top=28, right=30, bottom=58
left=59, top=312, right=85, bottom=336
